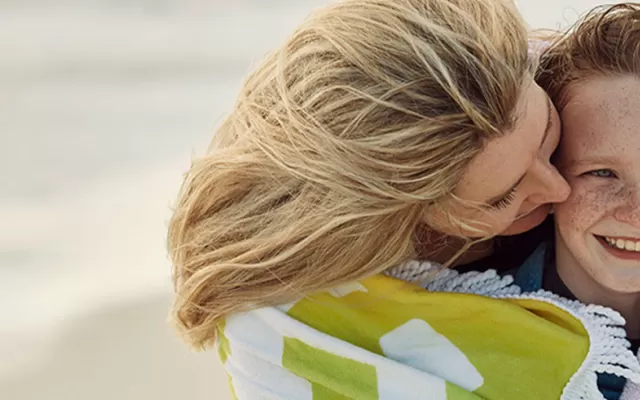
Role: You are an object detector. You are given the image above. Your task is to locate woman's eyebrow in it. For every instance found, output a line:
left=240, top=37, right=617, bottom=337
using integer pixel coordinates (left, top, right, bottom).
left=541, top=95, right=553, bottom=148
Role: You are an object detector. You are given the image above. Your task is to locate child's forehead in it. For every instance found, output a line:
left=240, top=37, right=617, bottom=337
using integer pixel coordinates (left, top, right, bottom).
left=559, top=76, right=640, bottom=156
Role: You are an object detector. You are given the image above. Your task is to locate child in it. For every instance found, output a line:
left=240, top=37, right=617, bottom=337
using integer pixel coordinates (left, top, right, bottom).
left=508, top=4, right=640, bottom=399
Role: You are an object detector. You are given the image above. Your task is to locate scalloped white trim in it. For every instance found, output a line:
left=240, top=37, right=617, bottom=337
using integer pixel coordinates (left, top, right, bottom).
left=386, top=261, right=640, bottom=400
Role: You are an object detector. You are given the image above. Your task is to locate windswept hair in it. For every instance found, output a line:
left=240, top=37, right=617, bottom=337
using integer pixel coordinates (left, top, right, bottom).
left=168, top=0, right=531, bottom=348
left=537, top=3, right=640, bottom=109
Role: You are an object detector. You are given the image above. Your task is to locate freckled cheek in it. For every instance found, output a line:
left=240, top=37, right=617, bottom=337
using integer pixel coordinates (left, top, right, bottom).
left=554, top=184, right=613, bottom=233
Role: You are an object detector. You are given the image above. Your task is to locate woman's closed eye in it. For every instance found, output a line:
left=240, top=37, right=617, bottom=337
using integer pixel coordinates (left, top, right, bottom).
left=490, top=188, right=517, bottom=210
left=585, top=169, right=617, bottom=178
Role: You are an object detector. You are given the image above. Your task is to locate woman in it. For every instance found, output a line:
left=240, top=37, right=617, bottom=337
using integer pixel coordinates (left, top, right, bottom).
left=167, top=0, right=637, bottom=398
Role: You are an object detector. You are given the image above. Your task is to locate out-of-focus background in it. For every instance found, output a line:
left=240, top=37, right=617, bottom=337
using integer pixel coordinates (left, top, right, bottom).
left=0, top=1, right=612, bottom=399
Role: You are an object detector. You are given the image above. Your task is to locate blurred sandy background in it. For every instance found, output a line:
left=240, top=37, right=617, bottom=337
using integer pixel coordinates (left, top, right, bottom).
left=0, top=1, right=612, bottom=399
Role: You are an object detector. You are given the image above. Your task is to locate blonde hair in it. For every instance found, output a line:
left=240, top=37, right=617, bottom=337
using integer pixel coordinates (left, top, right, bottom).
left=537, top=3, right=640, bottom=109
left=168, top=0, right=531, bottom=348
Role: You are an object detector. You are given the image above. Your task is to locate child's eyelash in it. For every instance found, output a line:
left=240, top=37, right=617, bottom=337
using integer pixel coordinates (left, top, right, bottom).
left=585, top=169, right=616, bottom=178
left=490, top=188, right=517, bottom=210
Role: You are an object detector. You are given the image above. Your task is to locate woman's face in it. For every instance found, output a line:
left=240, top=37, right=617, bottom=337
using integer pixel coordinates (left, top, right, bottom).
left=554, top=75, right=640, bottom=293
left=426, top=80, right=570, bottom=238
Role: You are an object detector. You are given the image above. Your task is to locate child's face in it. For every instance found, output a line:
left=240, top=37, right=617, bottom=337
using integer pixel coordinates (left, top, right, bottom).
left=554, top=75, right=640, bottom=293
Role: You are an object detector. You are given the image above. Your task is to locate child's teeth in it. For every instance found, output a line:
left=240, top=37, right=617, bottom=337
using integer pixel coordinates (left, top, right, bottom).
left=604, top=236, right=640, bottom=253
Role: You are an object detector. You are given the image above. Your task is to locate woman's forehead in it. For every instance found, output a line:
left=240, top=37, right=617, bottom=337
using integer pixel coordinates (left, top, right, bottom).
left=457, top=83, right=549, bottom=201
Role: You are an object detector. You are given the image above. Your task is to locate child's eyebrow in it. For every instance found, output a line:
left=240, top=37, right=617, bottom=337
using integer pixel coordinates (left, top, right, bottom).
left=567, top=155, right=621, bottom=168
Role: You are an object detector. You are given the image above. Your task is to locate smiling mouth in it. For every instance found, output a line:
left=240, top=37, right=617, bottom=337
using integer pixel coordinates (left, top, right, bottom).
left=595, top=235, right=640, bottom=260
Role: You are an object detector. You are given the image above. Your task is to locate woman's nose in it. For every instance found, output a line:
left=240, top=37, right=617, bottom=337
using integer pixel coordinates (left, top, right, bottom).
left=527, top=161, right=571, bottom=204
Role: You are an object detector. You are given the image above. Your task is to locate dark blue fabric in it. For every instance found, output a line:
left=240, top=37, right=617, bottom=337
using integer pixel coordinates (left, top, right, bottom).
left=510, top=242, right=546, bottom=292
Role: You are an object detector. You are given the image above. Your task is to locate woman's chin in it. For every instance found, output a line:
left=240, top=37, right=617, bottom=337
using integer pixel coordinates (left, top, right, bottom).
left=500, top=205, right=551, bottom=236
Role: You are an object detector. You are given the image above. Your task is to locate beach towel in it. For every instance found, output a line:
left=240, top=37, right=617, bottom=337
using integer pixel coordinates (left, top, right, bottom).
left=218, top=261, right=640, bottom=399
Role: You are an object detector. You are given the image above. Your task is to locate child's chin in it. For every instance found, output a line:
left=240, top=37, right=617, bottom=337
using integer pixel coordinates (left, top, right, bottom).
left=597, top=271, right=640, bottom=294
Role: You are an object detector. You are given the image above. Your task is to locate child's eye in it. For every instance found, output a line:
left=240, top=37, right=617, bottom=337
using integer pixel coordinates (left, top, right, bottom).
left=586, top=169, right=616, bottom=178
